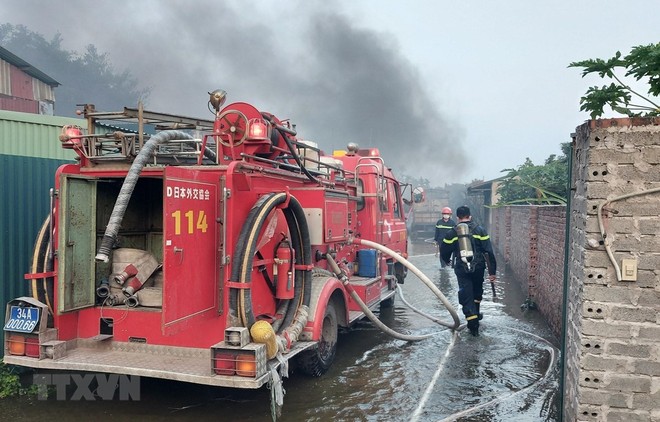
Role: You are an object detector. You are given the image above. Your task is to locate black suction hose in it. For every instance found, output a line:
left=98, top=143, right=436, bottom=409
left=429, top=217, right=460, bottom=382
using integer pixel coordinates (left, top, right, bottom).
left=277, top=129, right=319, bottom=183
left=95, top=130, right=194, bottom=262
left=279, top=196, right=312, bottom=330
left=260, top=114, right=318, bottom=184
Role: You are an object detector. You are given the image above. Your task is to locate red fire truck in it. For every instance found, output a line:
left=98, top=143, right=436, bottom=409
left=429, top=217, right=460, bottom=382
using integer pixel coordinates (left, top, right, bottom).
left=3, top=90, right=432, bottom=396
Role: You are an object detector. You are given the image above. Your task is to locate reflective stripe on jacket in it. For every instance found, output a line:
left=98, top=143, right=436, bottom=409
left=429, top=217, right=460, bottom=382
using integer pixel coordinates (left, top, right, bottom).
left=434, top=218, right=456, bottom=243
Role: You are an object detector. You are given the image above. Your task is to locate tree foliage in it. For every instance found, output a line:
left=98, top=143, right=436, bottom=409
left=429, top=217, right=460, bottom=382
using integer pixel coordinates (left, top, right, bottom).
left=0, top=363, right=38, bottom=398
left=569, top=42, right=660, bottom=119
left=495, top=142, right=570, bottom=206
left=0, top=23, right=150, bottom=117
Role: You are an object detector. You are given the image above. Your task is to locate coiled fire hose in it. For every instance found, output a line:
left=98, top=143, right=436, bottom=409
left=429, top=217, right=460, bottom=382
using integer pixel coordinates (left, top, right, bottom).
left=229, top=192, right=312, bottom=331
left=30, top=216, right=55, bottom=321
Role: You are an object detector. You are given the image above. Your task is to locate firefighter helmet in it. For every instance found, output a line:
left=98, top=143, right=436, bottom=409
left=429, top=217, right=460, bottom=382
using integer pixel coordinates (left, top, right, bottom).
left=442, top=207, right=452, bottom=214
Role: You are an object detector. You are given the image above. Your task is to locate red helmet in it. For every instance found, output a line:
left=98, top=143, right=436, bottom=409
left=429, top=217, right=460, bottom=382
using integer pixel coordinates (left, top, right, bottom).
left=442, top=207, right=452, bottom=214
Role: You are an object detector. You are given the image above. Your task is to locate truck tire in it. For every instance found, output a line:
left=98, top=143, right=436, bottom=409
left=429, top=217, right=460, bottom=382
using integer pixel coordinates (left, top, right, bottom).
left=297, top=301, right=338, bottom=377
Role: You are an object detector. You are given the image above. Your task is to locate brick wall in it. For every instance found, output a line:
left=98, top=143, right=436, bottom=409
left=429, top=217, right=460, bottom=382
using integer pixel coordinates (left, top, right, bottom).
left=536, top=206, right=566, bottom=338
left=564, top=118, right=660, bottom=421
left=492, top=206, right=511, bottom=263
left=490, top=205, right=565, bottom=338
left=509, top=207, right=531, bottom=297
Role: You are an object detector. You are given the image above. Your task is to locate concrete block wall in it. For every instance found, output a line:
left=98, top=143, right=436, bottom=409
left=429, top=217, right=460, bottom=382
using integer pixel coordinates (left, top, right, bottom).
left=564, top=121, right=591, bottom=422
left=564, top=118, right=660, bottom=422
left=490, top=205, right=565, bottom=338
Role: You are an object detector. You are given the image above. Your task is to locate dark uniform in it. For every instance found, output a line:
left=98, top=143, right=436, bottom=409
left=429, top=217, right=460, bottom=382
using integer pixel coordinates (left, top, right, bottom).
left=434, top=217, right=456, bottom=267
left=440, top=220, right=497, bottom=336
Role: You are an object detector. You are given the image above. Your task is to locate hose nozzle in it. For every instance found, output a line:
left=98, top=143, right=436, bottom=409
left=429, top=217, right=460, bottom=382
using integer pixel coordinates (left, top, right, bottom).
left=96, top=278, right=110, bottom=298
left=125, top=295, right=139, bottom=308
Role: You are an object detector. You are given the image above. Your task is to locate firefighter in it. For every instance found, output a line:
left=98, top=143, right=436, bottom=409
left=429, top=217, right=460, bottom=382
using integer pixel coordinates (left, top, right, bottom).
left=434, top=207, right=456, bottom=268
left=440, top=205, right=497, bottom=336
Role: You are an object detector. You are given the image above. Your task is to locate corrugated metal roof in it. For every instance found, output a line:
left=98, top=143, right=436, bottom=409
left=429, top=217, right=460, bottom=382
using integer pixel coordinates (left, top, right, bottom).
left=96, top=120, right=156, bottom=135
left=0, top=110, right=84, bottom=160
left=0, top=46, right=60, bottom=87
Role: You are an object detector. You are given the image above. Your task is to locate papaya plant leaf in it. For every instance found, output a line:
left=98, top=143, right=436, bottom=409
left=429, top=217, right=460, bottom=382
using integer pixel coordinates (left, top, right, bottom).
left=579, top=84, right=632, bottom=119
left=570, top=43, right=660, bottom=118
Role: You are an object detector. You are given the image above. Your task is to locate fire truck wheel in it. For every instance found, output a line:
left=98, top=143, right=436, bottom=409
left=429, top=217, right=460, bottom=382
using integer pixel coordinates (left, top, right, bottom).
left=297, top=302, right=338, bottom=377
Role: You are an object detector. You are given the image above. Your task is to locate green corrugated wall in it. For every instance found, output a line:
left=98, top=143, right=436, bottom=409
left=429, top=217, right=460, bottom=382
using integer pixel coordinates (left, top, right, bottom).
left=0, top=155, right=65, bottom=299
left=1, top=110, right=84, bottom=356
left=0, top=110, right=82, bottom=160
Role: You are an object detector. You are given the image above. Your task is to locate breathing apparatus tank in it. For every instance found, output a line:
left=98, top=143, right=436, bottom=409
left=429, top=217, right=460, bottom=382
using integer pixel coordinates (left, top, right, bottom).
left=456, top=223, right=474, bottom=271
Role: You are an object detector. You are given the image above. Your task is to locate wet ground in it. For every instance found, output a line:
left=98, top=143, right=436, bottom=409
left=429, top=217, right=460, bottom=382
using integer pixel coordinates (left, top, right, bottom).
left=1, top=240, right=560, bottom=421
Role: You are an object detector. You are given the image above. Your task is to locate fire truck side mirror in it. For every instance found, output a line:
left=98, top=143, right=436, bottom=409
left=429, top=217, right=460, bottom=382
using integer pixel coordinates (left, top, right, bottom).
left=413, top=187, right=425, bottom=204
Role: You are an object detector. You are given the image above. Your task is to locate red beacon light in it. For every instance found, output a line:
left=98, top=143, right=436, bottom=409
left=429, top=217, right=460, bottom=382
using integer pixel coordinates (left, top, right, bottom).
left=247, top=118, right=269, bottom=141
left=356, top=147, right=380, bottom=157
left=59, top=125, right=84, bottom=150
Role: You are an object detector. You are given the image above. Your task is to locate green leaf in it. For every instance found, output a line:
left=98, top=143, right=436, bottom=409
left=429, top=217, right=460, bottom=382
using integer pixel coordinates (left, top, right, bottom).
left=624, top=43, right=660, bottom=97
left=578, top=83, right=632, bottom=119
left=571, top=43, right=660, bottom=118
left=568, top=53, right=626, bottom=79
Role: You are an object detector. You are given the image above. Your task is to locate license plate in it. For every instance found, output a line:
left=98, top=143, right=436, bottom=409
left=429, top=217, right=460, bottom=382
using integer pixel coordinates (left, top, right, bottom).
left=3, top=306, right=40, bottom=333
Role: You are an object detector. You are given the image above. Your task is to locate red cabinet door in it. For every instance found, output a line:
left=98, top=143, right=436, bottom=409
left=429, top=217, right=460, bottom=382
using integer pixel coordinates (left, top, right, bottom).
left=162, top=167, right=219, bottom=335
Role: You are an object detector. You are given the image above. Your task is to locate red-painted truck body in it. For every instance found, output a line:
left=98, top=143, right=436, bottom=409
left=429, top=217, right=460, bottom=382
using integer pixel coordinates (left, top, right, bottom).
left=4, top=92, right=413, bottom=389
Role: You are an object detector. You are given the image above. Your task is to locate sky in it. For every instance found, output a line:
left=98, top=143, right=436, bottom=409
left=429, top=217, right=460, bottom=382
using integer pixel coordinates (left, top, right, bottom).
left=2, top=1, right=659, bottom=185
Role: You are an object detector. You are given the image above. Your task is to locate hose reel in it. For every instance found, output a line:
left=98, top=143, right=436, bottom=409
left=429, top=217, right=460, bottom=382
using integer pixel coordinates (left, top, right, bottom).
left=229, top=192, right=312, bottom=333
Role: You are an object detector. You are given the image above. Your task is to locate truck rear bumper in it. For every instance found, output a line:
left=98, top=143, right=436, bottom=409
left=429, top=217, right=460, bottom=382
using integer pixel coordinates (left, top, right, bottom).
left=4, top=337, right=316, bottom=389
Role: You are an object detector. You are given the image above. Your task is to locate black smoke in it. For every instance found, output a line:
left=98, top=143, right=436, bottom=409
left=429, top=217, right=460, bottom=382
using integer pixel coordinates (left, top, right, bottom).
left=1, top=1, right=467, bottom=182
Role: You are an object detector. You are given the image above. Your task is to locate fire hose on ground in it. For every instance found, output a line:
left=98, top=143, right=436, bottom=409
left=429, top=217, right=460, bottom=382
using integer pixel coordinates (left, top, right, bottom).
left=325, top=237, right=461, bottom=342
left=353, top=238, right=461, bottom=330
